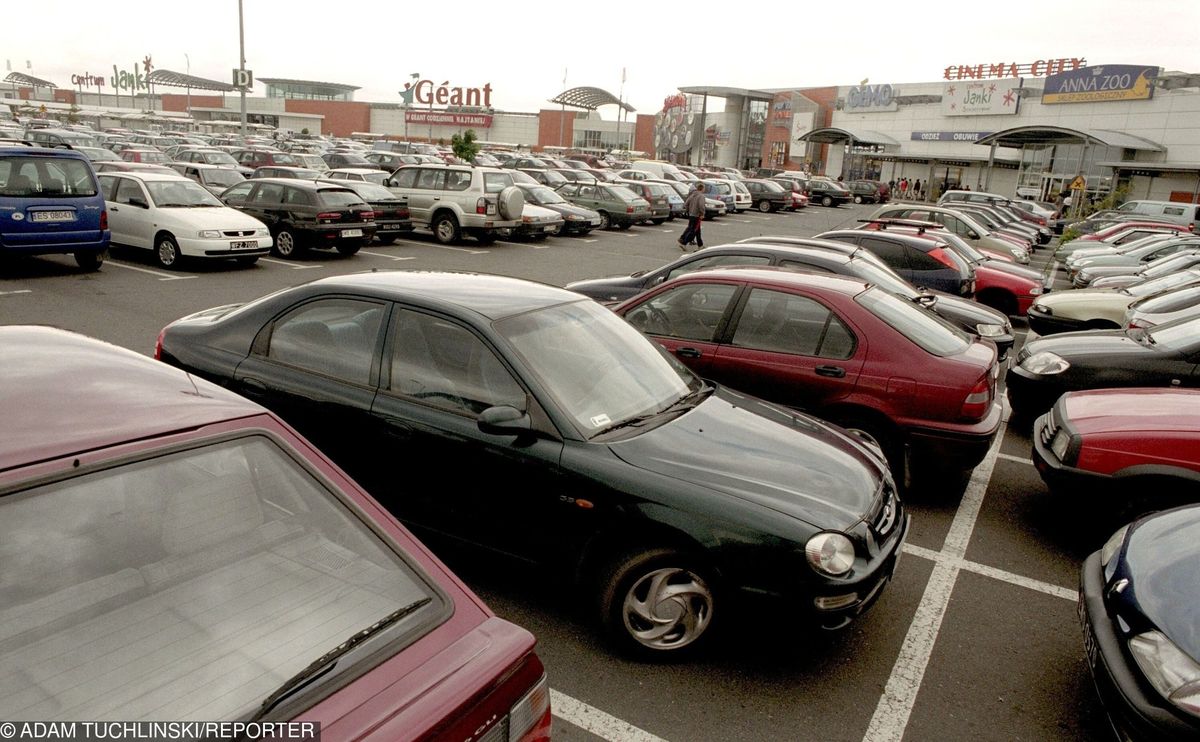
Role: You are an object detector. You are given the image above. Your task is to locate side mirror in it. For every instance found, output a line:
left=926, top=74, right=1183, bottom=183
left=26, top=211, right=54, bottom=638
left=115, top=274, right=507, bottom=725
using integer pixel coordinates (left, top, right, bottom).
left=477, top=405, right=531, bottom=436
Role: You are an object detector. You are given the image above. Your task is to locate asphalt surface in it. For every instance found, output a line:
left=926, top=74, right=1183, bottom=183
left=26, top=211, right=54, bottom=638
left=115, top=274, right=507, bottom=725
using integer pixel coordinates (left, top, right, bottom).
left=0, top=200, right=1116, bottom=741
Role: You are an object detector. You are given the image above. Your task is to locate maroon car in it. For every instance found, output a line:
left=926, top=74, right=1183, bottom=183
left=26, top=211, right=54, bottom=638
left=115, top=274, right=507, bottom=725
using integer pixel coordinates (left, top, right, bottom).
left=0, top=326, right=551, bottom=741
left=615, top=267, right=1002, bottom=486
left=1032, top=388, right=1200, bottom=522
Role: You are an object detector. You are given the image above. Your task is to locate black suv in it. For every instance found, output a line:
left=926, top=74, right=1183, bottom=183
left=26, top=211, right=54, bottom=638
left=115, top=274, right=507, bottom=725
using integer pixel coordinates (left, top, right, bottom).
left=218, top=178, right=376, bottom=258
left=565, top=239, right=1011, bottom=355
left=317, top=178, right=411, bottom=243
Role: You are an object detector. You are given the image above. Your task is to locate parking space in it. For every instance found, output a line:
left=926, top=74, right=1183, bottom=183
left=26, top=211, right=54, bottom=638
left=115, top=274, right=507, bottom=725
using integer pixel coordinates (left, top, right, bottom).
left=0, top=200, right=1111, bottom=741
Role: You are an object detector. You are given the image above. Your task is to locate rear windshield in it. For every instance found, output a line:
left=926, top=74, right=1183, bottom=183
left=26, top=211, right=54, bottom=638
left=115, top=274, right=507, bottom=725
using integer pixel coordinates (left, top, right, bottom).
left=707, top=182, right=731, bottom=195
left=0, top=156, right=99, bottom=197
left=317, top=189, right=367, bottom=208
left=606, top=186, right=640, bottom=203
left=205, top=168, right=245, bottom=188
left=0, top=435, right=445, bottom=721
left=348, top=182, right=397, bottom=201
left=1136, top=284, right=1200, bottom=313
left=856, top=286, right=971, bottom=356
left=484, top=172, right=514, bottom=193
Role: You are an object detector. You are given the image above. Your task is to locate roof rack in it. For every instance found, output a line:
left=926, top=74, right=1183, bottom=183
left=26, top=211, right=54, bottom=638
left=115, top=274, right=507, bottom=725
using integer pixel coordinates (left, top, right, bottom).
left=858, top=217, right=944, bottom=234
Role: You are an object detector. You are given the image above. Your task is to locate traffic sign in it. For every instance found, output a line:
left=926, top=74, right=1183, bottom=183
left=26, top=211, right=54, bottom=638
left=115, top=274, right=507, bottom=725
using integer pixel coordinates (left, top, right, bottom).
left=1069, top=175, right=1087, bottom=190
left=232, top=69, right=253, bottom=90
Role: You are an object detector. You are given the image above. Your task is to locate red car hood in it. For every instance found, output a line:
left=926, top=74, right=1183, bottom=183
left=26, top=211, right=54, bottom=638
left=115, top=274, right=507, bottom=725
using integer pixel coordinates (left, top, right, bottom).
left=1062, top=388, right=1200, bottom=435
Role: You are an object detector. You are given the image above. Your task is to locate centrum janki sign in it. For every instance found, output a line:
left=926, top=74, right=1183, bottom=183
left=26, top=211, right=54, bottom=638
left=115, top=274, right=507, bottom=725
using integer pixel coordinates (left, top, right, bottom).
left=941, top=78, right=1021, bottom=116
left=1042, top=64, right=1159, bottom=105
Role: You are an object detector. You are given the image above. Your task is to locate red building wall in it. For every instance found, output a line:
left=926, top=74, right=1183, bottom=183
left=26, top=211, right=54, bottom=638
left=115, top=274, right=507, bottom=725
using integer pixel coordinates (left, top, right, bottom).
left=537, top=109, right=575, bottom=148
left=285, top=100, right=370, bottom=137
left=633, top=114, right=655, bottom=155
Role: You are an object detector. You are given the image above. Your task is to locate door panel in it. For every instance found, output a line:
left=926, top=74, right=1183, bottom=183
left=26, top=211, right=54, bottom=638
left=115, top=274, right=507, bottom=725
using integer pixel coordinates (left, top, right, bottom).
left=622, top=282, right=740, bottom=376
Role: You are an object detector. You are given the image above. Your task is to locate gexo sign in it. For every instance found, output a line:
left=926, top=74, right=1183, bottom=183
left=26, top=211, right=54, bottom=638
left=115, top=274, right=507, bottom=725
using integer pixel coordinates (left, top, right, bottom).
left=846, top=84, right=898, bottom=112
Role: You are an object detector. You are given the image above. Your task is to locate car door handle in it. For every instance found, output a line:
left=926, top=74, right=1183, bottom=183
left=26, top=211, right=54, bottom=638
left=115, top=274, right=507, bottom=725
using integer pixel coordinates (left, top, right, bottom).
left=675, top=347, right=702, bottom=359
left=239, top=377, right=269, bottom=395
left=380, top=416, right=413, bottom=439
left=815, top=365, right=846, bottom=378
left=111, top=206, right=119, bottom=212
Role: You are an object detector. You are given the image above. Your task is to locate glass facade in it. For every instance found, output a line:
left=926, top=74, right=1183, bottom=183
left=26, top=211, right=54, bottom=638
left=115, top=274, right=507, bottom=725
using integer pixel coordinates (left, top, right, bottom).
left=265, top=82, right=354, bottom=102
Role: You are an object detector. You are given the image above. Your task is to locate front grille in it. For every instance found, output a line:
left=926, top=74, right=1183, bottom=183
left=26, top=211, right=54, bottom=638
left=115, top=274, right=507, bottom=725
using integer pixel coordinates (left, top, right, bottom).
left=221, top=229, right=255, bottom=237
left=1039, top=408, right=1058, bottom=447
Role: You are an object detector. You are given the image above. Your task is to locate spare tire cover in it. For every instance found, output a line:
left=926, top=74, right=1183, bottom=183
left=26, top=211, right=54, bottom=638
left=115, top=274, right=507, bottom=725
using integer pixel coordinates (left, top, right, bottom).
left=498, top=185, right=524, bottom=220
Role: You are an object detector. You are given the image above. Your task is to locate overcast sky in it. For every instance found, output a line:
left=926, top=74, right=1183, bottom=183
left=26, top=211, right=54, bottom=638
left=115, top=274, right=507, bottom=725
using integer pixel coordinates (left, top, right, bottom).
left=7, top=0, right=1199, bottom=116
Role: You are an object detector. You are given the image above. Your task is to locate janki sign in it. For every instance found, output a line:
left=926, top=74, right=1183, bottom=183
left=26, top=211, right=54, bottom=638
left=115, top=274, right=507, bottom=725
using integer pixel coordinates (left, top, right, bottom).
left=942, top=78, right=1021, bottom=116
left=400, top=79, right=493, bottom=107
left=69, top=56, right=154, bottom=91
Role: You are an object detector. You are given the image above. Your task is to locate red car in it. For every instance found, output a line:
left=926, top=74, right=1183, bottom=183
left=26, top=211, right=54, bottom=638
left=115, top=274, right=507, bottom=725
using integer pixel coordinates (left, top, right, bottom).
left=1032, top=388, right=1200, bottom=521
left=614, top=267, right=1002, bottom=486
left=855, top=220, right=1046, bottom=315
left=1071, top=221, right=1188, bottom=245
left=0, top=326, right=551, bottom=741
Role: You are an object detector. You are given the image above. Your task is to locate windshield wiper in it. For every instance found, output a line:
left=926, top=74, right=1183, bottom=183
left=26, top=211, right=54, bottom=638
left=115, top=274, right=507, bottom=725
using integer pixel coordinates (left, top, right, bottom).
left=247, top=597, right=431, bottom=722
left=592, top=385, right=712, bottom=438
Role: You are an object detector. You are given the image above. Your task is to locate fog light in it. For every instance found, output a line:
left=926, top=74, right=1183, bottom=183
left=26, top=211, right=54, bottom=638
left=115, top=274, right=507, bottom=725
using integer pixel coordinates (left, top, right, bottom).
left=814, top=593, right=858, bottom=610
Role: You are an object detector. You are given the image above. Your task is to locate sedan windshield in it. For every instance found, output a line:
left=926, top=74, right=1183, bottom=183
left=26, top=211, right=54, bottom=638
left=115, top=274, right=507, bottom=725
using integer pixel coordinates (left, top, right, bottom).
left=849, top=257, right=920, bottom=300
left=203, top=152, right=239, bottom=166
left=497, top=300, right=698, bottom=437
left=1144, top=315, right=1200, bottom=352
left=146, top=180, right=223, bottom=207
left=205, top=169, right=245, bottom=188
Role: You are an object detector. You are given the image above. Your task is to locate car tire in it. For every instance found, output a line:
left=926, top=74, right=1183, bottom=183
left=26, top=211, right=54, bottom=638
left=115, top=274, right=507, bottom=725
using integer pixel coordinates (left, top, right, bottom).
left=651, top=218, right=667, bottom=225
left=273, top=227, right=302, bottom=258
left=758, top=200, right=771, bottom=213
left=617, top=222, right=631, bottom=230
left=336, top=243, right=361, bottom=256
left=475, top=232, right=497, bottom=245
left=598, top=547, right=717, bottom=659
left=854, top=195, right=864, bottom=204
left=154, top=234, right=182, bottom=269
left=74, top=248, right=106, bottom=272
left=432, top=213, right=461, bottom=244
left=836, top=413, right=909, bottom=491
left=822, top=195, right=834, bottom=207
left=597, top=211, right=611, bottom=229
left=235, top=255, right=259, bottom=266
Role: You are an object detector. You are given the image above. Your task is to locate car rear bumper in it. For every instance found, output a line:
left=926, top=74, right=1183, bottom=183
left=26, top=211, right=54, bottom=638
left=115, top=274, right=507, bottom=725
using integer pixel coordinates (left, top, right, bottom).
left=1080, top=552, right=1200, bottom=741
left=0, top=232, right=110, bottom=254
left=905, top=399, right=1003, bottom=471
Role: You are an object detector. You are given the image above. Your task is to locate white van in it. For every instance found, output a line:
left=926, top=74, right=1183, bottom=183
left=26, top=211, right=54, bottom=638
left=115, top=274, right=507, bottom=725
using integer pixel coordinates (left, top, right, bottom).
left=631, top=159, right=685, bottom=181
left=1116, top=200, right=1200, bottom=230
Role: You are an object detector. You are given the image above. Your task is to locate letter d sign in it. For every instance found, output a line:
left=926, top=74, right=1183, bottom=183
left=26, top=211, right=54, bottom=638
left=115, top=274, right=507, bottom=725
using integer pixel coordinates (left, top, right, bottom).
left=232, top=69, right=253, bottom=89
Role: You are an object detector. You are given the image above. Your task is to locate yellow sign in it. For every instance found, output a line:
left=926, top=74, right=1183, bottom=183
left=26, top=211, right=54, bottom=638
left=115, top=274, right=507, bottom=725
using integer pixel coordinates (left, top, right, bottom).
left=1069, top=176, right=1087, bottom=191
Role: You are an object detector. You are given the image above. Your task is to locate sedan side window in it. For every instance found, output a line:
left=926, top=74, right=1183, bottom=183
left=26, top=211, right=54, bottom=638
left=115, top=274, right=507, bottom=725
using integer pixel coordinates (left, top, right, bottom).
left=731, top=288, right=855, bottom=359
left=113, top=178, right=145, bottom=206
left=222, top=182, right=254, bottom=204
left=98, top=175, right=118, bottom=201
left=860, top=237, right=911, bottom=271
left=251, top=183, right=285, bottom=205
left=387, top=310, right=525, bottom=416
left=906, top=247, right=947, bottom=271
left=666, top=254, right=770, bottom=281
left=266, top=299, right=386, bottom=385
left=625, top=283, right=738, bottom=342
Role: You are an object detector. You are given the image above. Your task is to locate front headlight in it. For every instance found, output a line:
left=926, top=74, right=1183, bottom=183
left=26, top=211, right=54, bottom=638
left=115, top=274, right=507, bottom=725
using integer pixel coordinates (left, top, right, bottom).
left=976, top=323, right=1006, bottom=338
left=256, top=228, right=270, bottom=236
left=1129, top=631, right=1200, bottom=719
left=1029, top=285, right=1043, bottom=295
left=1021, top=351, right=1070, bottom=375
left=1100, top=525, right=1129, bottom=566
left=566, top=214, right=583, bottom=221
left=1032, top=303, right=1051, bottom=315
left=198, top=230, right=221, bottom=238
left=805, top=532, right=855, bottom=576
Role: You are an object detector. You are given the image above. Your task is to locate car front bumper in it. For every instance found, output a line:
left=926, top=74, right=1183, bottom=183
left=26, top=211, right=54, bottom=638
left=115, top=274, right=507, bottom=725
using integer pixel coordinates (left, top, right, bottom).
left=179, top=235, right=273, bottom=258
left=1080, top=552, right=1200, bottom=741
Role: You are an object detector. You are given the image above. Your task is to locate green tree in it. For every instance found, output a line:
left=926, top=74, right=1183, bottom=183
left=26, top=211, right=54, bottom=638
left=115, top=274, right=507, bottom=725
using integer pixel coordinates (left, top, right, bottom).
left=301, top=127, right=310, bottom=135
left=451, top=129, right=480, bottom=162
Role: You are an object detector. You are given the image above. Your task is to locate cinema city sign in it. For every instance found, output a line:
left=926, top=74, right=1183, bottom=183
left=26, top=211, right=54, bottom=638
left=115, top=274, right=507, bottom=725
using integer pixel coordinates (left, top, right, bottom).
left=400, top=78, right=493, bottom=107
left=942, top=57, right=1086, bottom=81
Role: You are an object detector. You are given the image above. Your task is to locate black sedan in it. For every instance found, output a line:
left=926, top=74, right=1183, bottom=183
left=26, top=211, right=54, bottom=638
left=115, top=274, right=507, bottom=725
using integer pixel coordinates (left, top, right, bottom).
left=846, top=180, right=882, bottom=205
left=807, top=179, right=854, bottom=207
left=565, top=240, right=1014, bottom=357
left=156, top=271, right=908, bottom=658
left=218, top=178, right=375, bottom=258
left=741, top=179, right=792, bottom=213
left=1006, top=314, right=1200, bottom=421
left=515, top=183, right=602, bottom=235
left=1080, top=506, right=1200, bottom=740
left=317, top=178, right=412, bottom=243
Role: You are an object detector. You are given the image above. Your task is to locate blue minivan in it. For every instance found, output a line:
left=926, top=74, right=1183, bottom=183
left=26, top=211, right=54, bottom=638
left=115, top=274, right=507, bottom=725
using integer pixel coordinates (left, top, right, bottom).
left=0, top=144, right=110, bottom=270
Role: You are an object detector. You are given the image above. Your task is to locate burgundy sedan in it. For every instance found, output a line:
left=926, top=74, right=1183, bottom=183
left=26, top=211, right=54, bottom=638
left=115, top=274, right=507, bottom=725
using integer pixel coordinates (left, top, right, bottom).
left=614, top=267, right=1002, bottom=487
left=0, top=326, right=551, bottom=741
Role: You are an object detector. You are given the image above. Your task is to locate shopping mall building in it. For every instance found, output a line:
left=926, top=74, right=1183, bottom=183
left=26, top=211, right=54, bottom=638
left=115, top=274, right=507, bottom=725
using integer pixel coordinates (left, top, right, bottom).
left=6, top=58, right=1199, bottom=203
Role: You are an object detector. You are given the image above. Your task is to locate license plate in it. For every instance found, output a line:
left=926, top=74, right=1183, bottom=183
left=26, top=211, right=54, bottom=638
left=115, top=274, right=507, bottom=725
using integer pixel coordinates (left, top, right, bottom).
left=31, top=210, right=74, bottom=222
left=1078, top=594, right=1098, bottom=668
left=342, top=229, right=363, bottom=238
left=382, top=223, right=400, bottom=230
left=230, top=240, right=258, bottom=249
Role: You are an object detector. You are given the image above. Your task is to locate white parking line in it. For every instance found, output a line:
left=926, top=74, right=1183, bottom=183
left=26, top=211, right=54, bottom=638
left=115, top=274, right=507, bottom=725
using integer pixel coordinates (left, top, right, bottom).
left=106, top=260, right=196, bottom=281
left=996, top=452, right=1034, bottom=466
left=581, top=238, right=599, bottom=243
left=258, top=257, right=323, bottom=270
left=902, top=544, right=1076, bottom=601
left=358, top=250, right=417, bottom=261
left=0, top=289, right=32, bottom=296
left=551, top=690, right=669, bottom=742
left=392, top=238, right=488, bottom=255
left=862, top=423, right=1006, bottom=742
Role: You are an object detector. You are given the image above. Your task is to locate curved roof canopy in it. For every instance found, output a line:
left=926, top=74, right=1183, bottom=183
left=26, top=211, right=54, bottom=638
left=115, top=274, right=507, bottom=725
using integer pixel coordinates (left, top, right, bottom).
left=975, top=126, right=1163, bottom=151
left=678, top=85, right=774, bottom=101
left=4, top=71, right=56, bottom=88
left=259, top=78, right=360, bottom=93
left=549, top=86, right=635, bottom=113
left=147, top=69, right=235, bottom=92
left=797, top=127, right=898, bottom=146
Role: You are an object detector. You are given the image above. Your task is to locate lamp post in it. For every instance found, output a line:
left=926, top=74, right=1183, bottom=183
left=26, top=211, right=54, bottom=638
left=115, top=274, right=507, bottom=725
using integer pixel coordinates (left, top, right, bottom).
left=237, top=0, right=247, bottom=135
left=184, top=53, right=191, bottom=125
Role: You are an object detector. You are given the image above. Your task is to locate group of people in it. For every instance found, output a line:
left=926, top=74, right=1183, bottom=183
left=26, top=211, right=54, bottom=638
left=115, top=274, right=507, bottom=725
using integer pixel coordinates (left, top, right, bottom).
left=891, top=177, right=925, bottom=201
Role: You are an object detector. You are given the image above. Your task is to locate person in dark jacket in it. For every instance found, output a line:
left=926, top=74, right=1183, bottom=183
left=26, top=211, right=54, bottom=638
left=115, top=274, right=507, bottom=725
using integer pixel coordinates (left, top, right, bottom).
left=678, top=182, right=706, bottom=251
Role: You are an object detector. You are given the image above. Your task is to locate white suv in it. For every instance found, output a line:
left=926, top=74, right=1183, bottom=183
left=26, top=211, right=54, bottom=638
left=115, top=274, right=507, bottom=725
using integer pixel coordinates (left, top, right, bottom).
left=386, top=164, right=523, bottom=244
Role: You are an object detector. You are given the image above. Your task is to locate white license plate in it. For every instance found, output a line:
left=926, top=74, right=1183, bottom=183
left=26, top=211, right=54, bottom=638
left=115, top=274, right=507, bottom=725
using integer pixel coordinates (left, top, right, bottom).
left=382, top=223, right=401, bottom=230
left=230, top=240, right=258, bottom=249
left=590, top=218, right=601, bottom=226
left=31, top=210, right=74, bottom=222
left=342, top=229, right=363, bottom=238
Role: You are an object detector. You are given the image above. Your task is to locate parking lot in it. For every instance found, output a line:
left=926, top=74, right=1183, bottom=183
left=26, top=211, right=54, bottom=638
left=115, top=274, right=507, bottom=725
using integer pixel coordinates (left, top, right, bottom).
left=0, top=201, right=1114, bottom=741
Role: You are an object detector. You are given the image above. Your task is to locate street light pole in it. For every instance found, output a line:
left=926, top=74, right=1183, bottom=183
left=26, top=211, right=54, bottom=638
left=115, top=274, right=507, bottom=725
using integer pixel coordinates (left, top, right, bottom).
left=185, top=53, right=191, bottom=125
left=237, top=0, right=246, bottom=136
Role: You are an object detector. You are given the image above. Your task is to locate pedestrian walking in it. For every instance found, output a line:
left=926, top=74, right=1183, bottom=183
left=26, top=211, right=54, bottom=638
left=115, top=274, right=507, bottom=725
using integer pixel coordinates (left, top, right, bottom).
left=678, top=182, right=707, bottom=251
left=899, top=178, right=909, bottom=200
left=913, top=179, right=922, bottom=200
